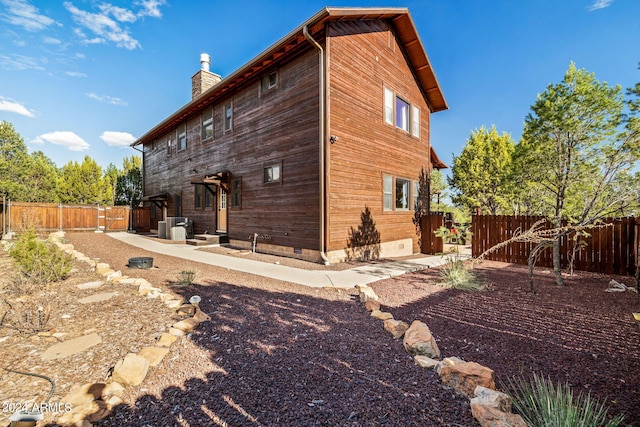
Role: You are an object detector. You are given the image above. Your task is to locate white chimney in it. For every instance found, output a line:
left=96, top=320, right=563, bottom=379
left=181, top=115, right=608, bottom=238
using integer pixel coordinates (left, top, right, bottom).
left=200, top=53, right=211, bottom=72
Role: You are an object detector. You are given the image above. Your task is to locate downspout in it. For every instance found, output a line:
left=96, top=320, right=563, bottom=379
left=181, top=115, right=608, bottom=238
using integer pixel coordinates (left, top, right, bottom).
left=303, top=25, right=330, bottom=265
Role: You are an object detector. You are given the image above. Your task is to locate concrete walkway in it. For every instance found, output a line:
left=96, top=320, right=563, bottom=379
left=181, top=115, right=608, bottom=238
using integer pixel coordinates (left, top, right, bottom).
left=107, top=232, right=464, bottom=289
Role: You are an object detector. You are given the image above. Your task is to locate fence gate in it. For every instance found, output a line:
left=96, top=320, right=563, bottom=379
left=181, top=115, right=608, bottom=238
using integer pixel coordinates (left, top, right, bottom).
left=420, top=213, right=444, bottom=254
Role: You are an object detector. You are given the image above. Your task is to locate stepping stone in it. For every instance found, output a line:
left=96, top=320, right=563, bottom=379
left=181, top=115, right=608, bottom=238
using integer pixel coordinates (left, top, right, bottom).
left=41, top=333, right=102, bottom=360
left=138, top=346, right=170, bottom=367
left=78, top=292, right=116, bottom=304
left=77, top=281, right=104, bottom=290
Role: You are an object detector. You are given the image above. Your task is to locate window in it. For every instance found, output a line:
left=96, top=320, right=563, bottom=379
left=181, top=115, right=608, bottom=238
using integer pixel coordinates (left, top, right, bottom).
left=383, top=86, right=420, bottom=137
left=201, top=107, right=213, bottom=140
left=195, top=185, right=203, bottom=208
left=260, top=70, right=278, bottom=94
left=224, top=101, right=233, bottom=132
left=263, top=163, right=281, bottom=184
left=395, top=178, right=410, bottom=210
left=395, top=97, right=410, bottom=132
left=411, top=105, right=420, bottom=138
left=177, top=124, right=186, bottom=151
left=384, top=87, right=394, bottom=125
left=231, top=177, right=242, bottom=208
left=383, top=175, right=393, bottom=211
left=204, top=187, right=214, bottom=208
left=166, top=136, right=172, bottom=156
left=413, top=180, right=420, bottom=211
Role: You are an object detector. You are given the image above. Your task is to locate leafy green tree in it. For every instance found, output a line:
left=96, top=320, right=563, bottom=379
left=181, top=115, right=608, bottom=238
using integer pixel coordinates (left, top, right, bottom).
left=23, top=151, right=60, bottom=202
left=57, top=155, right=110, bottom=204
left=103, top=163, right=119, bottom=206
left=449, top=125, right=515, bottom=215
left=0, top=121, right=31, bottom=200
left=115, top=155, right=142, bottom=206
left=429, top=169, right=447, bottom=209
left=519, top=62, right=639, bottom=286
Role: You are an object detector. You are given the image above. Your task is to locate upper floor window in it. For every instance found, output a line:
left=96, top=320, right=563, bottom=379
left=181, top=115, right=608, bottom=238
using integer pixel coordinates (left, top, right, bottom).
left=201, top=107, right=213, bottom=140
left=260, top=70, right=278, bottom=94
left=223, top=101, right=233, bottom=132
left=177, top=123, right=186, bottom=151
left=384, top=86, right=421, bottom=137
left=263, top=162, right=281, bottom=184
left=166, top=136, right=173, bottom=156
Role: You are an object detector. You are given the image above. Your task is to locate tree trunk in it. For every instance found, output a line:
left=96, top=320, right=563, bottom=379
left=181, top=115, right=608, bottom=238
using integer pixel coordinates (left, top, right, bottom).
left=552, top=218, right=565, bottom=286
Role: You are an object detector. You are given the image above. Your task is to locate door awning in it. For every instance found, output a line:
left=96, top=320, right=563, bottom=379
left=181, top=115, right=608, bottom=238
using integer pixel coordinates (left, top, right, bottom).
left=142, top=192, right=169, bottom=202
left=190, top=171, right=230, bottom=185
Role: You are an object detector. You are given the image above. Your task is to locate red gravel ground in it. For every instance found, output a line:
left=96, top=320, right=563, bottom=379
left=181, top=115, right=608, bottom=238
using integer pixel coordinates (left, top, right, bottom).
left=62, top=233, right=640, bottom=426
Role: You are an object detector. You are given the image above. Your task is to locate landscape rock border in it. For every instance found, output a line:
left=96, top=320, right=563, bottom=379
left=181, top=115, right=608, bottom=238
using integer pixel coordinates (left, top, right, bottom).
left=47, top=232, right=210, bottom=427
left=356, top=283, right=527, bottom=427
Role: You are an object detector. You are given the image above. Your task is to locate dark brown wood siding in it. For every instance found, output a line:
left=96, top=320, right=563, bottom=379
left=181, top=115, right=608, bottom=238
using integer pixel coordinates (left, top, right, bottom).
left=326, top=20, right=433, bottom=253
left=142, top=50, right=321, bottom=249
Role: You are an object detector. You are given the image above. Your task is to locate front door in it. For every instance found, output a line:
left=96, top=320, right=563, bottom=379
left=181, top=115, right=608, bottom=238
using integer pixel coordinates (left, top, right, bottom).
left=217, top=190, right=227, bottom=232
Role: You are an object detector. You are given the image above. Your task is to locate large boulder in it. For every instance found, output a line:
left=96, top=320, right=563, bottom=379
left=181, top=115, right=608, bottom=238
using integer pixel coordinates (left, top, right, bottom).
left=356, top=284, right=379, bottom=302
left=403, top=320, right=441, bottom=359
left=384, top=319, right=410, bottom=339
left=471, top=386, right=512, bottom=413
left=470, top=403, right=527, bottom=427
left=439, top=361, right=496, bottom=397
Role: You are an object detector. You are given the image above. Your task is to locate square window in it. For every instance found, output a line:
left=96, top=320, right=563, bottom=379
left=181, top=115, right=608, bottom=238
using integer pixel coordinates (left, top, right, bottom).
left=264, top=163, right=281, bottom=184
left=395, top=178, right=410, bottom=210
left=261, top=71, right=278, bottom=93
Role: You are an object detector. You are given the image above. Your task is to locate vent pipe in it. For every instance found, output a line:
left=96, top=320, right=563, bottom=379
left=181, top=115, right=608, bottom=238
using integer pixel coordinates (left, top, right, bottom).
left=200, top=53, right=211, bottom=71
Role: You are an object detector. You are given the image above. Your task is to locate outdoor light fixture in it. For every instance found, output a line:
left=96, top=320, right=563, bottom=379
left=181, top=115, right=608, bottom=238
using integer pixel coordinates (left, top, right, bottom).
left=329, top=135, right=339, bottom=144
left=189, top=295, right=201, bottom=308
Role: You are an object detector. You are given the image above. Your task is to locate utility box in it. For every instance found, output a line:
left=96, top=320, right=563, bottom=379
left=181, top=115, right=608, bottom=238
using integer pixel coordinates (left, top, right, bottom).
left=158, top=221, right=167, bottom=239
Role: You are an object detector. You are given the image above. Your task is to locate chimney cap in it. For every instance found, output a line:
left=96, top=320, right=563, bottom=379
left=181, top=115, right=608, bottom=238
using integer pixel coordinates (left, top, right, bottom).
left=200, top=53, right=211, bottom=72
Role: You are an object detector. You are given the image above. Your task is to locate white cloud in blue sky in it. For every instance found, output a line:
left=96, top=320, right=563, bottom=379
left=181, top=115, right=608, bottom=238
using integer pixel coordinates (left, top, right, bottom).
left=0, top=0, right=58, bottom=31
left=0, top=53, right=46, bottom=70
left=32, top=131, right=90, bottom=151
left=86, top=92, right=128, bottom=107
left=100, top=131, right=136, bottom=147
left=0, top=97, right=35, bottom=118
left=588, top=0, right=614, bottom=11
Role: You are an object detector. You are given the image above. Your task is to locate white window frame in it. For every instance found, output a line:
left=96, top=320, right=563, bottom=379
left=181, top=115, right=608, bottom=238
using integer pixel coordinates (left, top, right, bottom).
left=395, top=177, right=410, bottom=211
left=263, top=163, right=281, bottom=184
left=384, top=86, right=420, bottom=138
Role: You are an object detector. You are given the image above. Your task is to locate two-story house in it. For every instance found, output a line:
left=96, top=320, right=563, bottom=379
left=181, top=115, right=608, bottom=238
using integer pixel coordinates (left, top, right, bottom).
left=132, top=7, right=448, bottom=264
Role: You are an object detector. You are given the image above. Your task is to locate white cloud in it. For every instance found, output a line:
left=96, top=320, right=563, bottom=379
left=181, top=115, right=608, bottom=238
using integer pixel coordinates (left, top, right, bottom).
left=0, top=53, right=46, bottom=70
left=31, top=131, right=90, bottom=151
left=85, top=92, right=128, bottom=106
left=100, top=131, right=136, bottom=147
left=65, top=70, right=87, bottom=78
left=588, top=0, right=614, bottom=11
left=137, top=0, right=165, bottom=18
left=0, top=97, right=35, bottom=117
left=0, top=0, right=57, bottom=31
left=99, top=4, right=136, bottom=23
left=65, top=1, right=141, bottom=50
left=42, top=36, right=61, bottom=44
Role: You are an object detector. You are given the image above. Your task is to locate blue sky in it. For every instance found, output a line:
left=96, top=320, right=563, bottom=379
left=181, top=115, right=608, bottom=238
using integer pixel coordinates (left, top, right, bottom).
left=1, top=0, right=639, bottom=173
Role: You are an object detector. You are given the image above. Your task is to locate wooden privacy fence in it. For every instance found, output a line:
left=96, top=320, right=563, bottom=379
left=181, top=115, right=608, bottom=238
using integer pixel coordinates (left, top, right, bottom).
left=420, top=213, right=444, bottom=254
left=472, top=215, right=638, bottom=276
left=1, top=201, right=132, bottom=234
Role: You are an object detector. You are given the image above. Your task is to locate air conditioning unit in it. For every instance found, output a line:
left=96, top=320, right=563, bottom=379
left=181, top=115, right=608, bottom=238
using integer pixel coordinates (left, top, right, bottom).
left=166, top=217, right=188, bottom=240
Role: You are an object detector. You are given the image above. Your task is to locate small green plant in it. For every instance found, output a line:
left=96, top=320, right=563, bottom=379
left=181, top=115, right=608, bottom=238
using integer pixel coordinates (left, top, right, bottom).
left=8, top=229, right=73, bottom=286
left=176, top=270, right=196, bottom=286
left=434, top=226, right=482, bottom=290
left=504, top=373, right=625, bottom=427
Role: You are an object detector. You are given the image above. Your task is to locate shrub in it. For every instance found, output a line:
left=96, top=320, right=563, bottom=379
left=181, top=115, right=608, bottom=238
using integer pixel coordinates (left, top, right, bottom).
left=9, top=229, right=73, bottom=286
left=176, top=270, right=197, bottom=286
left=439, top=259, right=483, bottom=290
left=504, top=373, right=625, bottom=427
